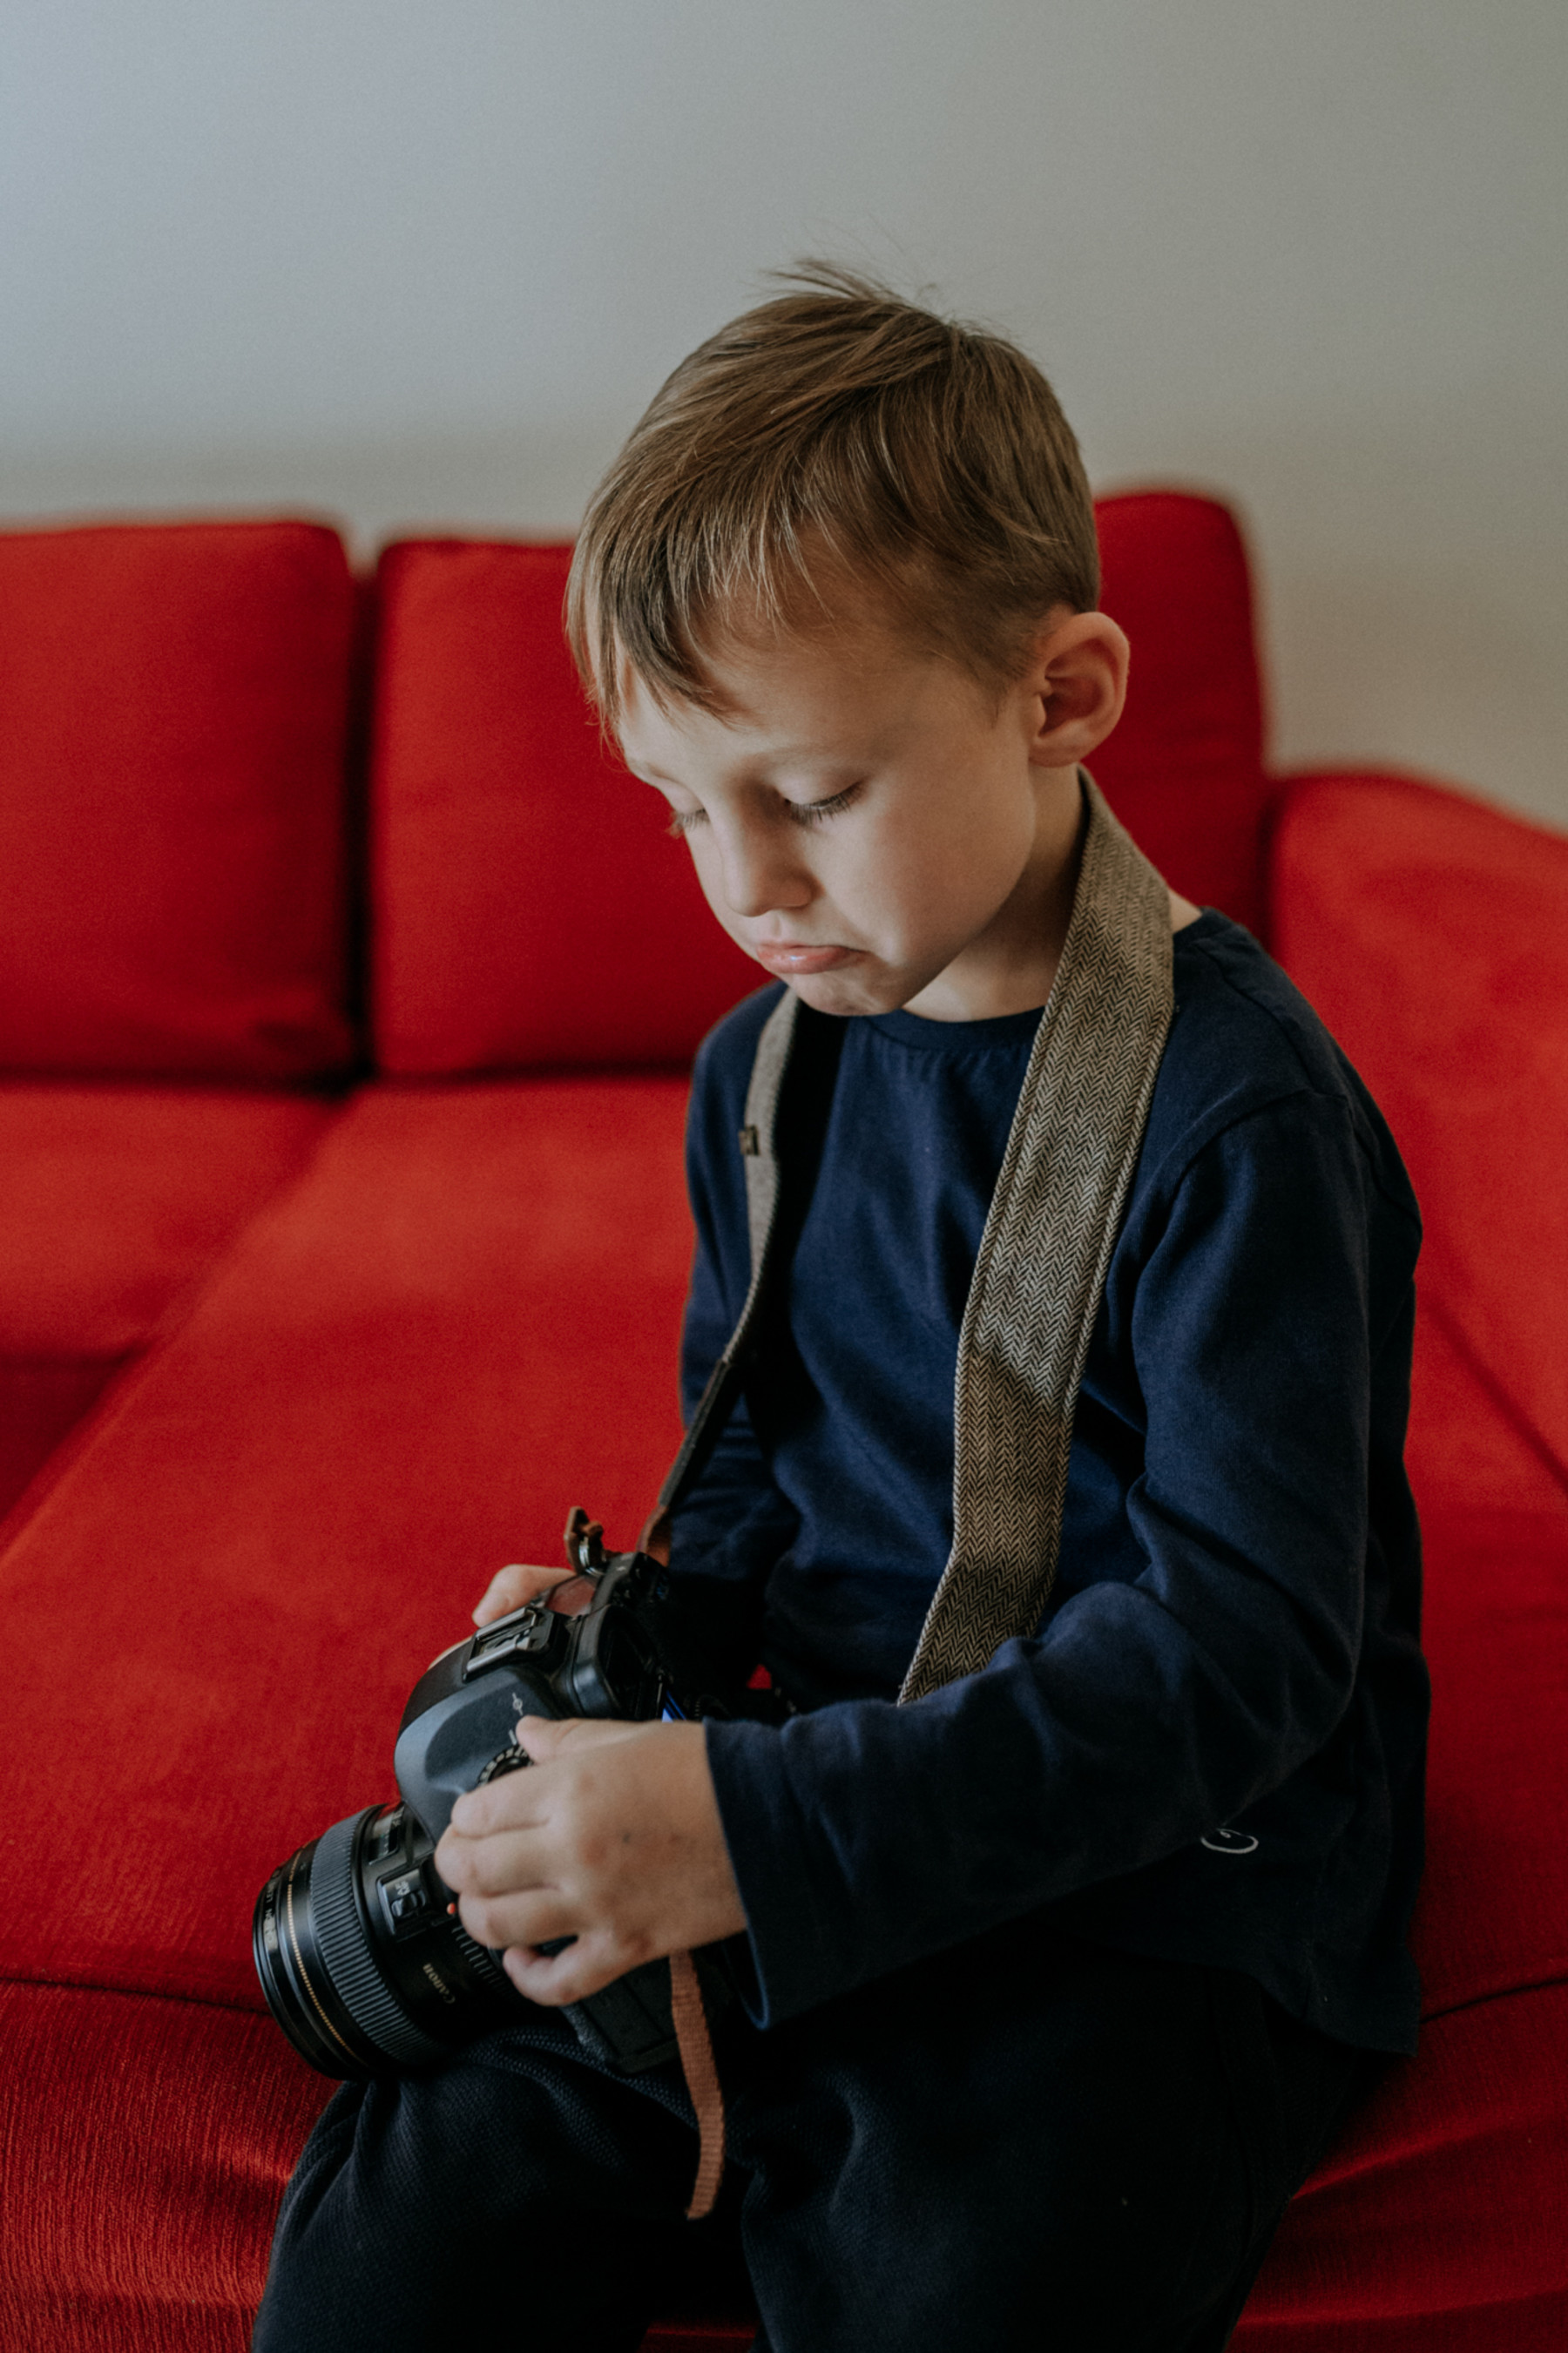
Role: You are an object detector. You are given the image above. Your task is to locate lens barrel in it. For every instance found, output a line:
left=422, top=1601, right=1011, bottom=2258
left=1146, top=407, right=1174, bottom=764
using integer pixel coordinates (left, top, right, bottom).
left=253, top=1802, right=521, bottom=2079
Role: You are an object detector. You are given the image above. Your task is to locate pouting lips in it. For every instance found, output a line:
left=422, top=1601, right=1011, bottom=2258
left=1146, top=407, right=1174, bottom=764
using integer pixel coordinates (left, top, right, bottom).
left=751, top=943, right=860, bottom=975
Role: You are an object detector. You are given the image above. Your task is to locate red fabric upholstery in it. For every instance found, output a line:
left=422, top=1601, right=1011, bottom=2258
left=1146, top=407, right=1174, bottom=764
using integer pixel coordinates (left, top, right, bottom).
left=3, top=1212, right=1562, bottom=2350
left=0, top=1079, right=691, bottom=2008
left=0, top=522, right=356, bottom=1082
left=0, top=1981, right=328, bottom=2353
left=1399, top=1311, right=1568, bottom=2017
left=0, top=1087, right=334, bottom=1523
left=1092, top=491, right=1271, bottom=938
left=368, top=497, right=1273, bottom=1078
left=0, top=1362, right=125, bottom=1543
left=368, top=542, right=759, bottom=1075
left=1255, top=779, right=1568, bottom=2343
left=1271, top=772, right=1568, bottom=1488
left=0, top=1088, right=336, bottom=1362
left=1236, top=1990, right=1568, bottom=2349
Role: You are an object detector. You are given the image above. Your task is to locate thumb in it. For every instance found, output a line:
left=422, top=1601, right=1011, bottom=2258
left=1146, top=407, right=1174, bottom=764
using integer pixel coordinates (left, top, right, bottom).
left=514, top=1714, right=639, bottom=1763
left=512, top=1714, right=572, bottom=1763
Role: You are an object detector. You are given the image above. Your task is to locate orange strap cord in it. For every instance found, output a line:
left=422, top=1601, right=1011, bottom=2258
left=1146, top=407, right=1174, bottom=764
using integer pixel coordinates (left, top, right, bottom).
left=669, top=1948, right=726, bottom=2220
left=572, top=1512, right=727, bottom=2223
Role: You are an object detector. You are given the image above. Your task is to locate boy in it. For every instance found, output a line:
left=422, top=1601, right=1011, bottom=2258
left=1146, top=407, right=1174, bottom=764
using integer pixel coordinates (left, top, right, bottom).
left=255, top=270, right=1427, bottom=2352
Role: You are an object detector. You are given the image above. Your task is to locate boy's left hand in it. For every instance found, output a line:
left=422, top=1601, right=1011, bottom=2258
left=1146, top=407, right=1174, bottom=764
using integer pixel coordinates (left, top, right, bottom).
left=433, top=1716, right=747, bottom=2005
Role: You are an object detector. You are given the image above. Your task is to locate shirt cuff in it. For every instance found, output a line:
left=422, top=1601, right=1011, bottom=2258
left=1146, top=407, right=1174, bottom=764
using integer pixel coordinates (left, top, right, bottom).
left=704, top=1713, right=862, bottom=2026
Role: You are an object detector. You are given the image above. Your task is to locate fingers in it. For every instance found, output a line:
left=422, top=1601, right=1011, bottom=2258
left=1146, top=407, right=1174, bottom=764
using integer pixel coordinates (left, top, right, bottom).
left=473, top=1561, right=573, bottom=1626
left=437, top=1719, right=744, bottom=1998
left=438, top=1807, right=562, bottom=1951
left=454, top=1882, right=578, bottom=1957
left=441, top=1817, right=553, bottom=1898
left=514, top=1714, right=641, bottom=1765
left=502, top=1925, right=654, bottom=2007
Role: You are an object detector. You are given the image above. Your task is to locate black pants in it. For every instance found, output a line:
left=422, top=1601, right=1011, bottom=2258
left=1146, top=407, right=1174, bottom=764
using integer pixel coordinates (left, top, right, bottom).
left=253, top=1920, right=1370, bottom=2353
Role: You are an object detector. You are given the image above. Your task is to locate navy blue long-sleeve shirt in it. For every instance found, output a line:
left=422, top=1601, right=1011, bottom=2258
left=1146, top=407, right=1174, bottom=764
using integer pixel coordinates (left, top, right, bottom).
left=672, top=912, right=1429, bottom=2053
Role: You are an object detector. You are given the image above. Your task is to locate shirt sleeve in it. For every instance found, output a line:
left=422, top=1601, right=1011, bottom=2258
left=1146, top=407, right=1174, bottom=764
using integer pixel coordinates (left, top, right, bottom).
left=703, top=1089, right=1417, bottom=2024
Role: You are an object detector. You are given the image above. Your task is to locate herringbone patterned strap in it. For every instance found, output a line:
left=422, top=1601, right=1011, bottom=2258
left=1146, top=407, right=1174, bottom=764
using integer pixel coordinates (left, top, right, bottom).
left=898, top=777, right=1174, bottom=1703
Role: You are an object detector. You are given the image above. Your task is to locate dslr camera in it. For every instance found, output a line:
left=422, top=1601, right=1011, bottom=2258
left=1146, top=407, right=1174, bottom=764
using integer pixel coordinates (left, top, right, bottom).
left=253, top=1511, right=743, bottom=2080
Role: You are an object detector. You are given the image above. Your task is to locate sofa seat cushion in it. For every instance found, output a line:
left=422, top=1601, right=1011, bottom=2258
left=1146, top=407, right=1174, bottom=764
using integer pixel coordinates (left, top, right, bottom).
left=3, top=1067, right=1565, bottom=2344
left=1406, top=1307, right=1568, bottom=2012
left=0, top=1087, right=337, bottom=1524
left=1272, top=770, right=1568, bottom=1488
left=1234, top=1984, right=1568, bottom=2350
left=1214, top=1258, right=1568, bottom=2346
left=4, top=1984, right=1559, bottom=2353
left=0, top=1980, right=754, bottom=2353
left=1402, top=1293, right=1568, bottom=2006
left=0, top=520, right=356, bottom=1083
left=0, top=1076, right=692, bottom=2005
left=0, top=1979, right=327, bottom=2353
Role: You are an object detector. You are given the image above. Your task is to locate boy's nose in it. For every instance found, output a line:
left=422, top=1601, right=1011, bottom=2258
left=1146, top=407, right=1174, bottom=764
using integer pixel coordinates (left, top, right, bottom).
left=715, top=825, right=812, bottom=920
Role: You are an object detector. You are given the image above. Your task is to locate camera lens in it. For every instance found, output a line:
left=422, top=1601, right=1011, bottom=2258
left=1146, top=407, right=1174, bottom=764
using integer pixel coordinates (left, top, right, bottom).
left=253, top=1800, right=522, bottom=2079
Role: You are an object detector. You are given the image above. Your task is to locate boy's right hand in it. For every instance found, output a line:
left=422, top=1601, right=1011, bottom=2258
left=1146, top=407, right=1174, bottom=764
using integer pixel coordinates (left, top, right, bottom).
left=472, top=1562, right=574, bottom=1626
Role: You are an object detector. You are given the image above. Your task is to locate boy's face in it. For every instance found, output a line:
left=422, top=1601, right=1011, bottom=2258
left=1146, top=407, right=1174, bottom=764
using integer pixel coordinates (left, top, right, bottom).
left=616, top=605, right=1125, bottom=1022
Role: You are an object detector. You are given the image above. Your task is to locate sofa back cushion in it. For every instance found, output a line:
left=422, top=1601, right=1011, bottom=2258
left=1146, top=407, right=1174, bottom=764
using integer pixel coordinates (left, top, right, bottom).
left=1092, top=491, right=1269, bottom=937
left=369, top=492, right=1272, bottom=1075
left=0, top=521, right=355, bottom=1082
left=368, top=540, right=758, bottom=1076
left=1272, top=772, right=1568, bottom=1486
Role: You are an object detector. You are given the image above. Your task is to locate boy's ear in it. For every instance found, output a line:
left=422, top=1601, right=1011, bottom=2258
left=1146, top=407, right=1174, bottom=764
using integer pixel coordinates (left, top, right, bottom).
left=1020, top=610, right=1131, bottom=767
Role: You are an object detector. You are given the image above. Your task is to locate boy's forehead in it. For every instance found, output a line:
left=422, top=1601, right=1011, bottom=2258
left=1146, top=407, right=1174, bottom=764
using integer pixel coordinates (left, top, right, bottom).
left=618, top=692, right=871, bottom=788
left=615, top=620, right=951, bottom=773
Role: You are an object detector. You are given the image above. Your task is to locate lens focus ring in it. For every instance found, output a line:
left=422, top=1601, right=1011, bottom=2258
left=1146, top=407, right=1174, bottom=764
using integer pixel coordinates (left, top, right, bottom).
left=311, top=1813, right=449, bottom=2071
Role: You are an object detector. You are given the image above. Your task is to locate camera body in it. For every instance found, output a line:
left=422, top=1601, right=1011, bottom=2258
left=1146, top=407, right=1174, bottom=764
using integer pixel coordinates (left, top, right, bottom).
left=253, top=1519, right=742, bottom=2082
left=394, top=1525, right=719, bottom=1845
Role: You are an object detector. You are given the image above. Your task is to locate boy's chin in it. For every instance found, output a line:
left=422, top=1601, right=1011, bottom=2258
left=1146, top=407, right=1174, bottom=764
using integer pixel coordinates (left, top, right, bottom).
left=779, top=965, right=909, bottom=1019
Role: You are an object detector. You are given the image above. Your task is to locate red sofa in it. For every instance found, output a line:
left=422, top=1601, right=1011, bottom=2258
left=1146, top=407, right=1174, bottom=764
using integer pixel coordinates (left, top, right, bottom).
left=1, top=496, right=1564, bottom=2350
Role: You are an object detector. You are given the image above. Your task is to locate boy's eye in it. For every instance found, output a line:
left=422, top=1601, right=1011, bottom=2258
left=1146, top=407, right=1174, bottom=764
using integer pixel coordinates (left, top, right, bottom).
left=785, top=783, right=862, bottom=828
left=666, top=784, right=862, bottom=838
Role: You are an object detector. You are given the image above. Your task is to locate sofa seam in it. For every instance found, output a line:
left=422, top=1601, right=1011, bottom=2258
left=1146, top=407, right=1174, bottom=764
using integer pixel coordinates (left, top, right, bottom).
left=0, top=1098, right=355, bottom=1562
left=1418, top=1962, right=1568, bottom=2025
left=7, top=1958, right=1564, bottom=2031
left=0, top=1970, right=271, bottom=2021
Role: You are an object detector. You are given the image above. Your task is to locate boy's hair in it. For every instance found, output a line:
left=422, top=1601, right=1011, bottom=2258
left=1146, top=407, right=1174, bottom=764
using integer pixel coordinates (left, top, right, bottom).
left=566, top=264, right=1099, bottom=727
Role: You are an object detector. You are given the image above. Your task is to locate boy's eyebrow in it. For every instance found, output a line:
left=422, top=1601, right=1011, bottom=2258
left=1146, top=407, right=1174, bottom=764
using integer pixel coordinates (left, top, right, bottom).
left=631, top=760, right=872, bottom=807
left=627, top=748, right=866, bottom=788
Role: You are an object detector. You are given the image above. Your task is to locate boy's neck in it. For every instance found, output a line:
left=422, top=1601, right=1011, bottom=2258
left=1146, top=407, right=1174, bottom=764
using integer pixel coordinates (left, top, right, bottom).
left=900, top=769, right=1202, bottom=1024
left=900, top=767, right=1089, bottom=1023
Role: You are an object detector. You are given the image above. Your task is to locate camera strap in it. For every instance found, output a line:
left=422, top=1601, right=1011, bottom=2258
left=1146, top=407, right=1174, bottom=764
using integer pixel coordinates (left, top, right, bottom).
left=899, top=773, right=1174, bottom=1701
left=639, top=989, right=824, bottom=2221
left=639, top=982, right=826, bottom=1560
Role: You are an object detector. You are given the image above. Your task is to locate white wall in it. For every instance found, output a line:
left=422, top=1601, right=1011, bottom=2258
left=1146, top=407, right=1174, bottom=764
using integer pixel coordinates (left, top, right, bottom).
left=3, top=2, right=1565, bottom=824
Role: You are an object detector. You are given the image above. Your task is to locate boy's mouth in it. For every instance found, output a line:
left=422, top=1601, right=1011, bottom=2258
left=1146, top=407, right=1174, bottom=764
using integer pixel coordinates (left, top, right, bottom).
left=751, top=942, right=858, bottom=976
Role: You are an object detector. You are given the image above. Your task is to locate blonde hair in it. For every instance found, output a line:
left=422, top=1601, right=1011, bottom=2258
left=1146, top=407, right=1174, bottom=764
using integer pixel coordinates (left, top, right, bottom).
left=566, top=264, right=1098, bottom=727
